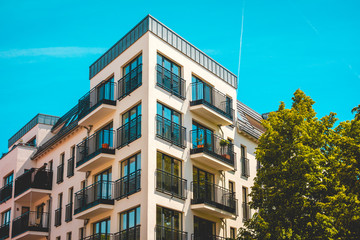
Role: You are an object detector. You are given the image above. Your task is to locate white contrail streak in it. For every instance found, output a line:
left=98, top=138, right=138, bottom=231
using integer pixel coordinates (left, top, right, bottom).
left=237, top=0, right=245, bottom=78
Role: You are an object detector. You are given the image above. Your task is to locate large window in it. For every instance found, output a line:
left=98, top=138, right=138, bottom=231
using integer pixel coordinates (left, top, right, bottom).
left=119, top=206, right=140, bottom=238
left=194, top=216, right=215, bottom=238
left=156, top=206, right=182, bottom=230
left=4, top=173, right=13, bottom=186
left=121, top=153, right=141, bottom=178
left=118, top=104, right=142, bottom=148
left=119, top=55, right=143, bottom=100
left=192, top=121, right=213, bottom=150
left=93, top=218, right=111, bottom=237
left=157, top=103, right=181, bottom=125
left=95, top=168, right=112, bottom=199
left=1, top=209, right=10, bottom=226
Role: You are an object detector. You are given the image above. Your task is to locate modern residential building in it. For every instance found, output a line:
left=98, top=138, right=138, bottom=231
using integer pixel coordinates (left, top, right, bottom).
left=0, top=15, right=264, bottom=240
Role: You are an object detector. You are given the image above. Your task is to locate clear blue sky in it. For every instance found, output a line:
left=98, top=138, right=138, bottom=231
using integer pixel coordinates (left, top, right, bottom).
left=0, top=0, right=359, bottom=153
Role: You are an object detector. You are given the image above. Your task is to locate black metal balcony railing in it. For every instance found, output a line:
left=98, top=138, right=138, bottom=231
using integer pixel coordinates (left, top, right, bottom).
left=0, top=223, right=9, bottom=239
left=67, top=157, right=75, bottom=177
left=241, top=157, right=250, bottom=177
left=156, top=225, right=188, bottom=240
left=12, top=211, right=49, bottom=237
left=114, top=225, right=141, bottom=240
left=190, top=82, right=234, bottom=121
left=191, top=181, right=237, bottom=215
left=242, top=202, right=251, bottom=221
left=65, top=203, right=73, bottom=222
left=82, top=233, right=114, bottom=240
left=191, top=234, right=228, bottom=240
left=117, top=115, right=141, bottom=149
left=14, top=168, right=53, bottom=197
left=156, top=64, right=186, bottom=100
left=114, top=169, right=141, bottom=200
left=118, top=64, right=142, bottom=100
left=156, top=169, right=187, bottom=200
left=156, top=115, right=186, bottom=148
left=0, top=183, right=13, bottom=203
left=57, top=164, right=64, bottom=184
left=74, top=181, right=114, bottom=215
left=78, top=81, right=117, bottom=120
left=76, top=129, right=115, bottom=167
left=54, top=208, right=61, bottom=227
left=190, top=129, right=235, bottom=167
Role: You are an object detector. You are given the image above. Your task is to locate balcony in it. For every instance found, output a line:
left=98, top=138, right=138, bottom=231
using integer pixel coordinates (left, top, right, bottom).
left=78, top=81, right=117, bottom=126
left=190, top=130, right=235, bottom=171
left=241, top=157, right=250, bottom=178
left=114, top=169, right=141, bottom=200
left=76, top=130, right=115, bottom=172
left=156, top=115, right=186, bottom=148
left=65, top=203, right=73, bottom=222
left=191, top=181, right=237, bottom=218
left=56, top=163, right=64, bottom=184
left=156, top=64, right=186, bottom=100
left=67, top=157, right=74, bottom=178
left=156, top=225, right=188, bottom=240
left=118, top=64, right=142, bottom=100
left=82, top=233, right=113, bottom=240
left=0, top=183, right=13, bottom=203
left=54, top=208, right=61, bottom=227
left=0, top=223, right=9, bottom=239
left=114, top=225, right=140, bottom=240
left=242, top=202, right=251, bottom=221
left=74, top=181, right=114, bottom=219
left=191, top=234, right=227, bottom=240
left=11, top=211, right=49, bottom=239
left=156, top=169, right=187, bottom=200
left=14, top=168, right=52, bottom=203
left=190, top=82, right=234, bottom=126
left=117, top=115, right=141, bottom=149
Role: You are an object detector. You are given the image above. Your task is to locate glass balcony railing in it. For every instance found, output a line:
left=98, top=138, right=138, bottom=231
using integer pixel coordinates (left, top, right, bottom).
left=156, top=169, right=187, bottom=200
left=114, top=169, right=141, bottom=200
left=0, top=183, right=12, bottom=203
left=190, top=129, right=235, bottom=167
left=156, top=225, right=188, bottom=240
left=191, top=181, right=237, bottom=215
left=14, top=168, right=53, bottom=197
left=156, top=64, right=186, bottom=100
left=116, top=115, right=141, bottom=149
left=78, top=81, right=117, bottom=120
left=114, top=225, right=141, bottom=240
left=11, top=211, right=49, bottom=237
left=118, top=64, right=142, bottom=100
left=156, top=115, right=186, bottom=148
left=74, top=181, right=114, bottom=215
left=190, top=82, right=234, bottom=121
left=76, top=130, right=115, bottom=167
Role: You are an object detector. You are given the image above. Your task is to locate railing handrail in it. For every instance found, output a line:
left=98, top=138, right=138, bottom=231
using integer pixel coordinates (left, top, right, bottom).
left=82, top=233, right=114, bottom=240
left=115, top=169, right=141, bottom=182
left=118, top=64, right=143, bottom=82
left=117, top=114, right=142, bottom=132
left=116, top=114, right=142, bottom=148
left=75, top=180, right=114, bottom=195
left=0, top=182, right=13, bottom=190
left=156, top=169, right=186, bottom=182
left=156, top=64, right=186, bottom=100
left=15, top=168, right=52, bottom=181
left=12, top=211, right=49, bottom=222
left=190, top=129, right=235, bottom=149
left=78, top=80, right=117, bottom=102
left=118, top=64, right=143, bottom=100
left=156, top=64, right=183, bottom=80
left=156, top=114, right=183, bottom=129
left=77, top=129, right=115, bottom=148
left=191, top=180, right=236, bottom=195
left=156, top=224, right=188, bottom=235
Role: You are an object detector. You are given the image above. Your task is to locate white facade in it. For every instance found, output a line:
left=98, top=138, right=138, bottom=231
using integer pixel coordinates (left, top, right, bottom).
left=0, top=15, right=263, bottom=240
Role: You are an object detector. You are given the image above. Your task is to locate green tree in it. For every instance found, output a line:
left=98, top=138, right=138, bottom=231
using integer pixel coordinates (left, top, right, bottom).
left=239, top=90, right=339, bottom=239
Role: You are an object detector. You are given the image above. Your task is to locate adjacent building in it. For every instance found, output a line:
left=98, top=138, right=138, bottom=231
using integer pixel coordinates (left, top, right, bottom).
left=0, top=15, right=264, bottom=240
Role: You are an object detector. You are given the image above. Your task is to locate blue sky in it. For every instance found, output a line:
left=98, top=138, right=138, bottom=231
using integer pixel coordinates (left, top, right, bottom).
left=0, top=0, right=359, bottom=153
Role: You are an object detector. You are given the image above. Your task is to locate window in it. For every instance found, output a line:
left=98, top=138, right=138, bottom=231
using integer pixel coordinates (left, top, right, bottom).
left=4, top=173, right=13, bottom=186
left=230, top=227, right=236, bottom=239
left=26, top=137, right=36, bottom=147
left=122, top=104, right=142, bottom=125
left=193, top=167, right=214, bottom=184
left=79, top=228, right=84, bottom=239
left=156, top=54, right=184, bottom=98
left=36, top=203, right=44, bottom=219
left=95, top=168, right=112, bottom=199
left=1, top=209, right=11, bottom=226
left=121, top=153, right=141, bottom=178
left=194, top=216, right=215, bottom=238
left=192, top=121, right=213, bottom=150
left=93, top=218, right=111, bottom=236
left=66, top=232, right=72, bottom=240
left=156, top=152, right=185, bottom=199
left=58, top=193, right=63, bottom=209
left=241, top=146, right=250, bottom=177
left=229, top=181, right=235, bottom=193
left=118, top=104, right=142, bottom=148
left=1, top=173, right=13, bottom=202
left=57, top=153, right=65, bottom=184
left=242, top=187, right=250, bottom=221
left=119, top=55, right=143, bottom=99
left=65, top=187, right=73, bottom=222
left=156, top=206, right=182, bottom=230
left=49, top=160, right=53, bottom=172
left=157, top=103, right=181, bottom=125
left=56, top=237, right=61, bottom=240
left=120, top=207, right=140, bottom=236
left=67, top=146, right=75, bottom=177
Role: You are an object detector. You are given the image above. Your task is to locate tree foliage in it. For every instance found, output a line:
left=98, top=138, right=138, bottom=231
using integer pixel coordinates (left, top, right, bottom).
left=238, top=90, right=360, bottom=239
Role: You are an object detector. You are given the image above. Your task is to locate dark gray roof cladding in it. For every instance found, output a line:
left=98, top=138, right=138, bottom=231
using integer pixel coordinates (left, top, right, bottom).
left=89, top=15, right=238, bottom=88
left=237, top=100, right=264, bottom=140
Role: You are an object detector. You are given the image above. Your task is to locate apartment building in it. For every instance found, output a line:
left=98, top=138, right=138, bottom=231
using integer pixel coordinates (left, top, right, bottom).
left=0, top=15, right=264, bottom=240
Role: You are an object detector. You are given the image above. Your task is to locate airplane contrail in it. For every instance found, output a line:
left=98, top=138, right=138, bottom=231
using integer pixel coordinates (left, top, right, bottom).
left=237, top=0, right=246, bottom=78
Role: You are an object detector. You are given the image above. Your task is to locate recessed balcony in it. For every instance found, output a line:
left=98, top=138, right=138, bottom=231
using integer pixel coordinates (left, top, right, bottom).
left=78, top=81, right=117, bottom=126
left=190, top=130, right=235, bottom=171
left=74, top=181, right=114, bottom=219
left=76, top=130, right=115, bottom=172
left=14, top=168, right=52, bottom=203
left=191, top=181, right=237, bottom=219
left=11, top=211, right=49, bottom=240
left=190, top=82, right=234, bottom=126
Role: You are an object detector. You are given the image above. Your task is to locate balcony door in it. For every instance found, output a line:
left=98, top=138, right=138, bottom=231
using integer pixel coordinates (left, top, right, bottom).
left=192, top=76, right=213, bottom=104
left=156, top=152, right=182, bottom=196
left=157, top=103, right=181, bottom=144
left=122, top=104, right=142, bottom=142
left=192, top=122, right=213, bottom=151
left=96, top=123, right=113, bottom=150
left=157, top=54, right=181, bottom=95
left=95, top=169, right=112, bottom=199
left=120, top=153, right=141, bottom=196
left=156, top=206, right=182, bottom=240
left=194, top=216, right=215, bottom=239
left=97, top=77, right=114, bottom=102
left=93, top=218, right=111, bottom=237
left=193, top=167, right=214, bottom=202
